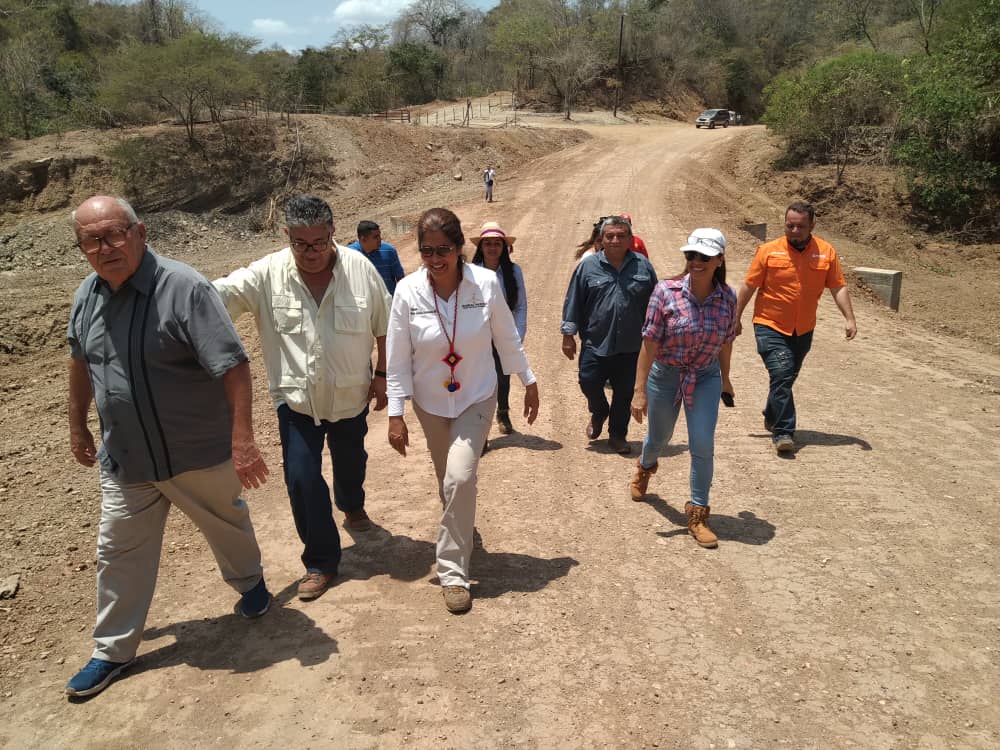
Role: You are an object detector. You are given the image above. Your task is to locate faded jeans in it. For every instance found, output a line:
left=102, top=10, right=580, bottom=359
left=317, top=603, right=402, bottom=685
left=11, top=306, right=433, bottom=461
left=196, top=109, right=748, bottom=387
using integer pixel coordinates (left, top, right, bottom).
left=639, top=360, right=722, bottom=507
left=753, top=323, right=813, bottom=438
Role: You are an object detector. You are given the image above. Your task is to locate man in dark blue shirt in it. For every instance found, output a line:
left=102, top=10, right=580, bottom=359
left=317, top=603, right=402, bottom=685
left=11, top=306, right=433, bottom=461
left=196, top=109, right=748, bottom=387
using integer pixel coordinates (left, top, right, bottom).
left=561, top=216, right=657, bottom=454
left=347, top=220, right=405, bottom=294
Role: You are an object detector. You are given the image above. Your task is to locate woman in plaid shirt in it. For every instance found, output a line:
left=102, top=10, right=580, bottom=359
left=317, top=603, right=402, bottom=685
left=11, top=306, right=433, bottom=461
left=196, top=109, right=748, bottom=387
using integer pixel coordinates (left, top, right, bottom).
left=629, top=228, right=737, bottom=548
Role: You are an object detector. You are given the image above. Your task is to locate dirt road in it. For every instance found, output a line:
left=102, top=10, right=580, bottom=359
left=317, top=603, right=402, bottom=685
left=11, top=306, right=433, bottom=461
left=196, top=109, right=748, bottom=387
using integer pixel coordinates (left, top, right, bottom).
left=2, top=120, right=999, bottom=749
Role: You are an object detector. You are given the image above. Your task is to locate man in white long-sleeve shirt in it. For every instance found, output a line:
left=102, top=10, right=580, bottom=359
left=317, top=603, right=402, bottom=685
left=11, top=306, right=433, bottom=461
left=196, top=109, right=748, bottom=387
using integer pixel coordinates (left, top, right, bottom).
left=214, top=195, right=391, bottom=601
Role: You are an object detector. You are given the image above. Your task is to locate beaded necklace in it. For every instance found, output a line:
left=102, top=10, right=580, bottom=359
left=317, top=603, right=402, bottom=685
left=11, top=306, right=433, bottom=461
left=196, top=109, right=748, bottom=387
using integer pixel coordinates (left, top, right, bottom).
left=431, top=276, right=462, bottom=392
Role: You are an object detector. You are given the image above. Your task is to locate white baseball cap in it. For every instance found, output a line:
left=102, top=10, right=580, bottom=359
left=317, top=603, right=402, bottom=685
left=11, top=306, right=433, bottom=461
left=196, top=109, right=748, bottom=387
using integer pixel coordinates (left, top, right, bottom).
left=680, top=228, right=726, bottom=257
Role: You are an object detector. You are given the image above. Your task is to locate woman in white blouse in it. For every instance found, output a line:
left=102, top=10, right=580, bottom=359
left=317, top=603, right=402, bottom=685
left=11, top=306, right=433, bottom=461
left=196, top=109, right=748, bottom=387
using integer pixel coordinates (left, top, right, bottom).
left=386, top=208, right=540, bottom=614
left=470, top=220, right=527, bottom=446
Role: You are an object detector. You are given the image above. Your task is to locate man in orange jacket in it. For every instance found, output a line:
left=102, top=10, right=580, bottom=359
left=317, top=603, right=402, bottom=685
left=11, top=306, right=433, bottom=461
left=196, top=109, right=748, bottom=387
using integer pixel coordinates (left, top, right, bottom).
left=735, top=202, right=857, bottom=453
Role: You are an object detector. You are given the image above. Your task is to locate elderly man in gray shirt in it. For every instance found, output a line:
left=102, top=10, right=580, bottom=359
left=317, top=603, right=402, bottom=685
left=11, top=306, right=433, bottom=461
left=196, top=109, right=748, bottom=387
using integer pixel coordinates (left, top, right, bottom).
left=64, top=195, right=271, bottom=699
left=561, top=215, right=657, bottom=455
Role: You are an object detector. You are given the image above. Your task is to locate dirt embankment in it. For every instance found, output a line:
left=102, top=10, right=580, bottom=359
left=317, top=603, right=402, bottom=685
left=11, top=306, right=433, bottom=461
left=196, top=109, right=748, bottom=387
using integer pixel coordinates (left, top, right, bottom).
left=0, top=116, right=590, bottom=358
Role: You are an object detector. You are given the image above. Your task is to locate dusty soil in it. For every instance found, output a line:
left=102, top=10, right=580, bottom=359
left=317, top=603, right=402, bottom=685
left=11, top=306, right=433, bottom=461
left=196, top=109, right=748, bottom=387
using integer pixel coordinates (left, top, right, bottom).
left=1, top=111, right=999, bottom=749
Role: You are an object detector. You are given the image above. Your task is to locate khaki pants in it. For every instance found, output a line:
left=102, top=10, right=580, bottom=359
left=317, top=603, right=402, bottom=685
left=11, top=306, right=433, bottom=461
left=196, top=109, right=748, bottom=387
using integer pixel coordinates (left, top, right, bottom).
left=414, top=395, right=495, bottom=588
left=93, top=460, right=263, bottom=662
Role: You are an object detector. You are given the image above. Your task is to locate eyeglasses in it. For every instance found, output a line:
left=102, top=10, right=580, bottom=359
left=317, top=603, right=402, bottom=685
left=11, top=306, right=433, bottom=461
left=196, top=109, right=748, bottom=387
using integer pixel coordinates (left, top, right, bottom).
left=290, top=237, right=332, bottom=253
left=77, top=224, right=134, bottom=254
left=419, top=245, right=455, bottom=258
left=684, top=251, right=716, bottom=262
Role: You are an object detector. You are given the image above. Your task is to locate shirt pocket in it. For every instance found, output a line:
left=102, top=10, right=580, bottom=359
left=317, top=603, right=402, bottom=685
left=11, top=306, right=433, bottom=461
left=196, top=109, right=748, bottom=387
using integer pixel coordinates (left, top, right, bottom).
left=808, top=255, right=831, bottom=272
left=627, top=273, right=653, bottom=296
left=335, top=296, right=369, bottom=334
left=272, top=296, right=303, bottom=334
left=766, top=254, right=793, bottom=269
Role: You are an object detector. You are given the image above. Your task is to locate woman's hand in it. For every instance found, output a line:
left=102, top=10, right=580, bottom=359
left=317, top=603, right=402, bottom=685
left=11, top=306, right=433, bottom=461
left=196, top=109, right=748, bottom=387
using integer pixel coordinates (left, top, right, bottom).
left=388, top=416, right=409, bottom=456
left=523, top=382, right=540, bottom=425
left=630, top=390, right=648, bottom=424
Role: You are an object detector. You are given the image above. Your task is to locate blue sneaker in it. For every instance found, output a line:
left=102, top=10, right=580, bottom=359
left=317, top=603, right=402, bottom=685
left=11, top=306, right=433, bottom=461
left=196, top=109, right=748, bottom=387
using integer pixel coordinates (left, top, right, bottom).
left=235, top=578, right=271, bottom=619
left=65, top=657, right=134, bottom=697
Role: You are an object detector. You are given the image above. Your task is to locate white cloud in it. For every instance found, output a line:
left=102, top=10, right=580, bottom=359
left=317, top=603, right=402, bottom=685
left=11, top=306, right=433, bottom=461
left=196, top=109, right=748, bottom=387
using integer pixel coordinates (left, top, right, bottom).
left=252, top=18, right=296, bottom=35
left=328, top=0, right=410, bottom=26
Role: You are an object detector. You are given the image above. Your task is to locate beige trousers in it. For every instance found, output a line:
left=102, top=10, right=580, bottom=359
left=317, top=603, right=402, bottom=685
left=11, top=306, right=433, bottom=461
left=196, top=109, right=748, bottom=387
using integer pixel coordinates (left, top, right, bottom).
left=414, top=394, right=496, bottom=589
left=93, top=460, right=263, bottom=662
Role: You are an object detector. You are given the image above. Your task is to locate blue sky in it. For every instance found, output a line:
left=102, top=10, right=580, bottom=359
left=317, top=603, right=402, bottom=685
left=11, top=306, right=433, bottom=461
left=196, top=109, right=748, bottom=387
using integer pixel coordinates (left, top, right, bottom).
left=192, top=0, right=501, bottom=51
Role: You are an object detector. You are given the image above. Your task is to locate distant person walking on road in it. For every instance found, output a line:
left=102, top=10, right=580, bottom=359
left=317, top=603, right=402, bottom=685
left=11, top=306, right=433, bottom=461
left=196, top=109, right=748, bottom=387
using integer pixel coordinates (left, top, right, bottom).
left=471, top=220, right=527, bottom=448
left=561, top=215, right=657, bottom=455
left=630, top=229, right=737, bottom=549
left=214, top=195, right=391, bottom=602
left=65, top=196, right=271, bottom=698
left=347, top=220, right=405, bottom=294
left=483, top=165, right=496, bottom=202
left=735, top=202, right=857, bottom=453
left=386, top=208, right=539, bottom=614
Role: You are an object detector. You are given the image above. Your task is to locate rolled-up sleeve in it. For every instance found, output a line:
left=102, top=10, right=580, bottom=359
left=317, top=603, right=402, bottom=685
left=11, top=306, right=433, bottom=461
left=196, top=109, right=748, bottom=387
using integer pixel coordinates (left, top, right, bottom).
left=386, top=287, right=414, bottom=417
left=366, top=266, right=391, bottom=336
left=212, top=263, right=264, bottom=320
left=560, top=265, right=584, bottom=336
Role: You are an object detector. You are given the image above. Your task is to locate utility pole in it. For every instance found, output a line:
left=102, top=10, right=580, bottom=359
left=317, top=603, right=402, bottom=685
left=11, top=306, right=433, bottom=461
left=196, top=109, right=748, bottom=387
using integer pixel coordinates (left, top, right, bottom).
left=613, top=13, right=626, bottom=118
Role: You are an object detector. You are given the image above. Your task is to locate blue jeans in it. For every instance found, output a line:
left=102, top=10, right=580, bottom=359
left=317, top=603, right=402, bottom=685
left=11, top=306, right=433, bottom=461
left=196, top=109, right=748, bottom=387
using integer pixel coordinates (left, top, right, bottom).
left=639, top=361, right=722, bottom=507
left=277, top=404, right=369, bottom=574
left=578, top=348, right=639, bottom=439
left=753, top=324, right=813, bottom=438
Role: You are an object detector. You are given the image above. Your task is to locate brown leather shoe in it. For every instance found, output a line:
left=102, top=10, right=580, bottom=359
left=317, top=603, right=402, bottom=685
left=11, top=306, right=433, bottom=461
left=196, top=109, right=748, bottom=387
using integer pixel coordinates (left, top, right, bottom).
left=685, top=502, right=719, bottom=548
left=344, top=509, right=372, bottom=531
left=607, top=436, right=631, bottom=455
left=442, top=585, right=472, bottom=613
left=297, top=571, right=333, bottom=600
left=586, top=417, right=605, bottom=440
left=630, top=459, right=658, bottom=500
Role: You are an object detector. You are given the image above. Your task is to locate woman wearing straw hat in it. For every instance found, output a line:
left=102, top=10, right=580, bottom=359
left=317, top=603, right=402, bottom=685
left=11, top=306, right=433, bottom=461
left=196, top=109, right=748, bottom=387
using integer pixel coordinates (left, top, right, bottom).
left=628, top=228, right=737, bottom=549
left=471, top=221, right=527, bottom=446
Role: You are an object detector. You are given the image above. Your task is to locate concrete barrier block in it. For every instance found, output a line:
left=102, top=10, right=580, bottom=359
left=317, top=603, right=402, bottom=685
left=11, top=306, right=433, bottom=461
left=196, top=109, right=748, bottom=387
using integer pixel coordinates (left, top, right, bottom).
left=854, top=267, right=902, bottom=311
left=389, top=216, right=413, bottom=235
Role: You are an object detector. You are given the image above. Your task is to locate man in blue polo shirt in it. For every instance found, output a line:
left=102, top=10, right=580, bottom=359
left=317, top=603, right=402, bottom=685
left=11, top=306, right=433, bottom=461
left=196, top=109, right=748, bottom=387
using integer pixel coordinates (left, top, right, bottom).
left=347, top=220, right=405, bottom=294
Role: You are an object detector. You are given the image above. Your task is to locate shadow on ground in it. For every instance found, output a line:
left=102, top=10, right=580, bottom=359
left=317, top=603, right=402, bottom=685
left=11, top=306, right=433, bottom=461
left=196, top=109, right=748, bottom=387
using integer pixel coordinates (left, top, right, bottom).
left=136, top=603, right=337, bottom=677
left=644, top=497, right=776, bottom=545
left=484, top=433, right=563, bottom=452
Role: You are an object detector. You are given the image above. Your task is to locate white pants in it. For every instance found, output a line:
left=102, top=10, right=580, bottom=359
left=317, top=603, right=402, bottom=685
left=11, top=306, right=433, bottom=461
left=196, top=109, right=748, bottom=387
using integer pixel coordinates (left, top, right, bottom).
left=93, top=460, right=263, bottom=662
left=414, top=395, right=495, bottom=588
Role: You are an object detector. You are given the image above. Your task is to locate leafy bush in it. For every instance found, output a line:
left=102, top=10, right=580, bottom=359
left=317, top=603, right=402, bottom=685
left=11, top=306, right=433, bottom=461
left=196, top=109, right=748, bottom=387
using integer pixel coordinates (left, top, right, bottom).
left=762, top=51, right=904, bottom=180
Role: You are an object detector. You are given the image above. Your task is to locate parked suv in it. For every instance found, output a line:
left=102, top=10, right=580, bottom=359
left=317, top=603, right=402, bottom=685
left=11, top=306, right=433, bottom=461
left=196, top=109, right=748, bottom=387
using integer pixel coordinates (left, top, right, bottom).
left=695, top=109, right=730, bottom=129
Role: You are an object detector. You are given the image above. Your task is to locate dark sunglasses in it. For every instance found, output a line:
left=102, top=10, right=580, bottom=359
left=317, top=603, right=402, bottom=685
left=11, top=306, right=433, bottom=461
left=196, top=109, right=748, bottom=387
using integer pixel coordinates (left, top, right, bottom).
left=684, top=251, right=716, bottom=262
left=419, top=245, right=455, bottom=258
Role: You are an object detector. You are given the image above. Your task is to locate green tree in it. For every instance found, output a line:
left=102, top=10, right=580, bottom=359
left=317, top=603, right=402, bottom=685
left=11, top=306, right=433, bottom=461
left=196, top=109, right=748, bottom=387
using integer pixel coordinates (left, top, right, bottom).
left=387, top=41, right=448, bottom=102
left=763, top=51, right=904, bottom=181
left=100, top=34, right=258, bottom=147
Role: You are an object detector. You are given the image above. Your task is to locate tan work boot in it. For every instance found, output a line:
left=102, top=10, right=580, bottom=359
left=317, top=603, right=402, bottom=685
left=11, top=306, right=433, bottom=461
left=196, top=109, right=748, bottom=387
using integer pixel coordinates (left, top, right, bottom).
left=442, top=585, right=472, bottom=613
left=629, top=460, right=658, bottom=501
left=685, top=502, right=719, bottom=548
